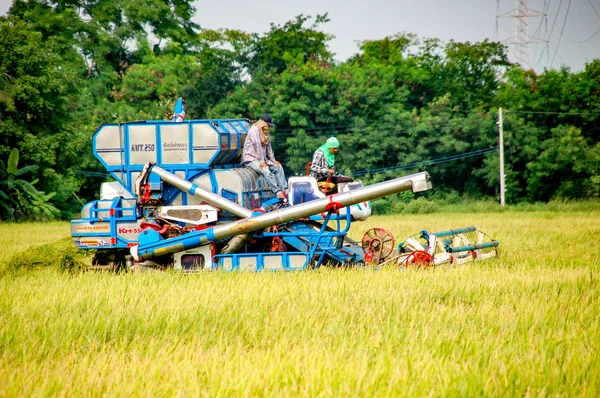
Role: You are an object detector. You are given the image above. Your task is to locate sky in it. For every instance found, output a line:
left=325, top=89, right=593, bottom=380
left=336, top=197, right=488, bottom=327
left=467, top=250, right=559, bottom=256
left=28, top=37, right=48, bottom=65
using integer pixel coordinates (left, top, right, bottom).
left=1, top=0, right=598, bottom=72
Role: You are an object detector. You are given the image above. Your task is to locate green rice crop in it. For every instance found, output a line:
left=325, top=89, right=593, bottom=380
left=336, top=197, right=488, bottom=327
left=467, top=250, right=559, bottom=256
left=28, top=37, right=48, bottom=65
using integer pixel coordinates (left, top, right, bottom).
left=0, top=210, right=598, bottom=396
left=0, top=221, right=70, bottom=268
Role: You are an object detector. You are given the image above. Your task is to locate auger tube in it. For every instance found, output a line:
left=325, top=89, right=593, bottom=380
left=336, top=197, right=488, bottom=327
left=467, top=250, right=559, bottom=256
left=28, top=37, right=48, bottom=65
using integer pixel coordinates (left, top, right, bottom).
left=151, top=165, right=253, bottom=219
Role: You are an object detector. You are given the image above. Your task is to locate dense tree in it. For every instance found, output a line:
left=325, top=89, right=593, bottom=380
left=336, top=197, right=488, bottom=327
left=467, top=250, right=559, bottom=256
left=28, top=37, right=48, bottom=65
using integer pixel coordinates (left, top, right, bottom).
left=9, top=0, right=200, bottom=76
left=497, top=63, right=600, bottom=143
left=0, top=17, right=81, bottom=215
left=182, top=30, right=250, bottom=118
left=248, top=14, right=332, bottom=76
left=526, top=126, right=600, bottom=200
left=0, top=7, right=598, bottom=221
left=209, top=15, right=341, bottom=174
left=437, top=40, right=510, bottom=110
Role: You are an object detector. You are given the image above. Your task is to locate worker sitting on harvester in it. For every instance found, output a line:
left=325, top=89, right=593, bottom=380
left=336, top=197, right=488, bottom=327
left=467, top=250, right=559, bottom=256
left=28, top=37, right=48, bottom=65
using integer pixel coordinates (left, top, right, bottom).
left=310, top=137, right=353, bottom=193
left=242, top=114, right=287, bottom=199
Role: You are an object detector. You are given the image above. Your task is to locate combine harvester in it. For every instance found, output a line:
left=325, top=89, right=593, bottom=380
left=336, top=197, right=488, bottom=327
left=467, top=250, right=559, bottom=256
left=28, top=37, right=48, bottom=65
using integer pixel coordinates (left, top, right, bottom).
left=71, top=99, right=433, bottom=272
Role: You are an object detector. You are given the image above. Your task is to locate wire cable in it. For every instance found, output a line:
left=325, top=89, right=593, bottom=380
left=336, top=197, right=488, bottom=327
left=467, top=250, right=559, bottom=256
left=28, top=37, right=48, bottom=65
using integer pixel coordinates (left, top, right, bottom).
left=351, top=146, right=499, bottom=177
left=535, top=0, right=564, bottom=69
left=550, top=0, right=573, bottom=68
left=532, top=0, right=552, bottom=69
left=273, top=124, right=354, bottom=133
left=506, top=110, right=600, bottom=116
left=562, top=28, right=600, bottom=44
left=532, top=0, right=552, bottom=39
left=588, top=0, right=600, bottom=19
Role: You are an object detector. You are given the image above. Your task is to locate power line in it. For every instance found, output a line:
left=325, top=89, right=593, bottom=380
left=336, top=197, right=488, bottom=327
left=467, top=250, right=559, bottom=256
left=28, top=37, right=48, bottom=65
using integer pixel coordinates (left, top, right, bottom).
left=79, top=108, right=598, bottom=178
left=272, top=128, right=356, bottom=139
left=272, top=108, right=600, bottom=138
left=351, top=146, right=498, bottom=177
left=562, top=28, right=600, bottom=44
left=535, top=0, right=564, bottom=69
left=588, top=0, right=600, bottom=19
left=274, top=124, right=354, bottom=133
left=531, top=0, right=552, bottom=39
left=506, top=110, right=600, bottom=116
left=550, top=0, right=572, bottom=68
left=532, top=0, right=552, bottom=69
left=272, top=125, right=408, bottom=138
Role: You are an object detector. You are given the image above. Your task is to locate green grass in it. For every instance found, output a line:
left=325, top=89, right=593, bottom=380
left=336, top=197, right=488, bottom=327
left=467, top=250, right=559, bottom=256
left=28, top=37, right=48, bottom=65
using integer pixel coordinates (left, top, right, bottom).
left=1, top=210, right=599, bottom=396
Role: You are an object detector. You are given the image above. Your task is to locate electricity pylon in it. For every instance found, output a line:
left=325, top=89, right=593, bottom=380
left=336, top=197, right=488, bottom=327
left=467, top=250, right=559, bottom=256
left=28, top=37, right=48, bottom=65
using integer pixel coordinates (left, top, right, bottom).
left=497, top=0, right=546, bottom=69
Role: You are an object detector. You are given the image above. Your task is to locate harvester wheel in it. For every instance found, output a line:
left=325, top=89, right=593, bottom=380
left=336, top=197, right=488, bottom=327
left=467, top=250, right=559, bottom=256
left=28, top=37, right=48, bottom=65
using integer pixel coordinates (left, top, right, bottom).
left=361, top=228, right=395, bottom=264
left=90, top=250, right=128, bottom=272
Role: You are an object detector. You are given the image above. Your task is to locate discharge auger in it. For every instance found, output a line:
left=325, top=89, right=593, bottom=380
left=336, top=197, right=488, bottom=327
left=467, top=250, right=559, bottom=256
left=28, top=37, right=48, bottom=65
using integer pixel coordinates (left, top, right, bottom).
left=71, top=98, right=498, bottom=272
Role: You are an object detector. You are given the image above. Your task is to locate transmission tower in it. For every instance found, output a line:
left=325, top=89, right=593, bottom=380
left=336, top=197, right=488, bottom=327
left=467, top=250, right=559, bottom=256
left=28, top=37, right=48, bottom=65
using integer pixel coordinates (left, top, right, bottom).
left=497, top=0, right=547, bottom=69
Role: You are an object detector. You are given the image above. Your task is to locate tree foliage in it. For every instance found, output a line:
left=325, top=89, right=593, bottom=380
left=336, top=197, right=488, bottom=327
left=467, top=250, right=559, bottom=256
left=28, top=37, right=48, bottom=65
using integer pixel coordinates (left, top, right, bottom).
left=0, top=16, right=81, bottom=216
left=0, top=149, right=60, bottom=221
left=0, top=3, right=599, bottom=221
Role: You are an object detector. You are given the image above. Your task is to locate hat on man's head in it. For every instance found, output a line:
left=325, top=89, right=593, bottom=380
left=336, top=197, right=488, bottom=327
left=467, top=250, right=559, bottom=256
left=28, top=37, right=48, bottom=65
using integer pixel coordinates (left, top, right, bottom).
left=327, top=137, right=340, bottom=148
left=260, top=114, right=276, bottom=127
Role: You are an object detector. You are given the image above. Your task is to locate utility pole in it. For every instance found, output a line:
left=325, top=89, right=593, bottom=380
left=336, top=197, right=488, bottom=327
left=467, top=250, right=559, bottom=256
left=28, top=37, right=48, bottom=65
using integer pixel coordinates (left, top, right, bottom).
left=498, top=107, right=505, bottom=207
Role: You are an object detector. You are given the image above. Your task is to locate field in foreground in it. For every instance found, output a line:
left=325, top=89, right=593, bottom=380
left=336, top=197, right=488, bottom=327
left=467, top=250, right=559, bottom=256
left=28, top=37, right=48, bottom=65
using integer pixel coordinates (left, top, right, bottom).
left=0, top=210, right=599, bottom=396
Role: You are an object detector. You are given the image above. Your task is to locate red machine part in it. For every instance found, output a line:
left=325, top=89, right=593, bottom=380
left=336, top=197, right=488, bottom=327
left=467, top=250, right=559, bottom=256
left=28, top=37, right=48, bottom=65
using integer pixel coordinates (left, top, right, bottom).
left=361, top=228, right=395, bottom=265
left=324, top=195, right=343, bottom=213
left=140, top=221, right=169, bottom=235
left=401, top=250, right=434, bottom=269
left=267, top=225, right=287, bottom=252
left=138, top=183, right=152, bottom=205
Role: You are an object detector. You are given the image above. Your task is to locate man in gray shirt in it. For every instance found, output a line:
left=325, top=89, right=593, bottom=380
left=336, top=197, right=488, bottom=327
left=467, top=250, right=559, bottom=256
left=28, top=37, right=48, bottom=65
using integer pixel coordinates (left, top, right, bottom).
left=242, top=114, right=287, bottom=199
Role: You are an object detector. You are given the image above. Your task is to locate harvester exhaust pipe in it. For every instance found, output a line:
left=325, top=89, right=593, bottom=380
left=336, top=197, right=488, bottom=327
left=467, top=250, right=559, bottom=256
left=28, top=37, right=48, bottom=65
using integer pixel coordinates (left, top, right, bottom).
left=131, top=171, right=432, bottom=261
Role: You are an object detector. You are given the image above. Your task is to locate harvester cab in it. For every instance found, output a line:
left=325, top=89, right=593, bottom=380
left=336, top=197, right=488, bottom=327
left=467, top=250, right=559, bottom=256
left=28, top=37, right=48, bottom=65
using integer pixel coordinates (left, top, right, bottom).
left=71, top=99, right=433, bottom=272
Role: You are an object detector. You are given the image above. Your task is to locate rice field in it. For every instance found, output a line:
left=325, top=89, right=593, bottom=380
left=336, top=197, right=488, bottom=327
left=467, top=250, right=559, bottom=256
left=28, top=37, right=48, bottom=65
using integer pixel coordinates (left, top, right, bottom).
left=0, top=209, right=599, bottom=396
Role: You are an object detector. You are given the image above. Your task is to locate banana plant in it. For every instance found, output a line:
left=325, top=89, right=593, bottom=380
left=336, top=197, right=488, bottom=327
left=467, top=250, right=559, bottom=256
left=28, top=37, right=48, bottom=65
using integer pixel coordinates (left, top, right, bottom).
left=0, top=148, right=60, bottom=221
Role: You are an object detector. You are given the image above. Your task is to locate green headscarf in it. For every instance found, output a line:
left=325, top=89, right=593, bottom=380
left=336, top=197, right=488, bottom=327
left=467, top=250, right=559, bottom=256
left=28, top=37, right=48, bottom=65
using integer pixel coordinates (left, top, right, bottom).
left=318, top=137, right=339, bottom=167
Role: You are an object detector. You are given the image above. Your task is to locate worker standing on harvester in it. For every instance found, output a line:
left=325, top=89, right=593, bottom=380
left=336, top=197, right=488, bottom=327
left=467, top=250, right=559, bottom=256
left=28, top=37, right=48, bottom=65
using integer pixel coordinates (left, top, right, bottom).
left=242, top=114, right=287, bottom=199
